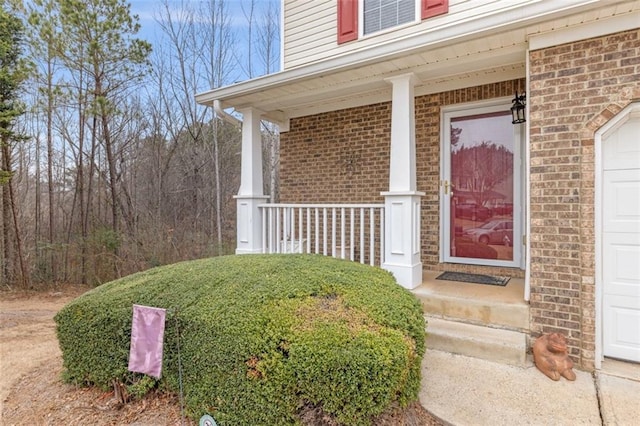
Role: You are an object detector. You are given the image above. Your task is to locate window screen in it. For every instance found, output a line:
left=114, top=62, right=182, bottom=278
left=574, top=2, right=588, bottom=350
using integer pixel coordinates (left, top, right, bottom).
left=363, top=0, right=415, bottom=35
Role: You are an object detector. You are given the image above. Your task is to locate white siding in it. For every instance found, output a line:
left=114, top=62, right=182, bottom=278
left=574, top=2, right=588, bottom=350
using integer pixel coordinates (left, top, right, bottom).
left=284, top=0, right=335, bottom=68
left=282, top=0, right=611, bottom=70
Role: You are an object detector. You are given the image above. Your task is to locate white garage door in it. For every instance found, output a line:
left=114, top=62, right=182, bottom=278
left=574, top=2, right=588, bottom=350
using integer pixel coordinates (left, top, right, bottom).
left=602, top=110, right=640, bottom=363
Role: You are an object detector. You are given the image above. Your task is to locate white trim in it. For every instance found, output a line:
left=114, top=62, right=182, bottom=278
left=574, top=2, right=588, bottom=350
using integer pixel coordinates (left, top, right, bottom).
left=235, top=195, right=270, bottom=254
left=381, top=193, right=424, bottom=289
left=358, top=0, right=421, bottom=39
left=259, top=202, right=385, bottom=209
left=380, top=191, right=425, bottom=197
left=385, top=72, right=419, bottom=192
left=528, top=10, right=640, bottom=51
left=381, top=73, right=424, bottom=289
left=594, top=101, right=640, bottom=370
left=440, top=97, right=524, bottom=269
left=237, top=107, right=265, bottom=197
left=524, top=49, right=531, bottom=302
left=595, top=117, right=603, bottom=370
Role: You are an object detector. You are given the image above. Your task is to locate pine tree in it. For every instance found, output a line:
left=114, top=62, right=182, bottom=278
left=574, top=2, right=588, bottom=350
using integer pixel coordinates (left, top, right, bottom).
left=57, top=0, right=151, bottom=279
left=0, top=5, right=31, bottom=287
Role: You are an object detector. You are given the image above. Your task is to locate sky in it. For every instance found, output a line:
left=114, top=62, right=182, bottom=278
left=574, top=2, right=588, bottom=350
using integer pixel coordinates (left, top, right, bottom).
left=129, top=0, right=276, bottom=33
left=128, top=0, right=281, bottom=81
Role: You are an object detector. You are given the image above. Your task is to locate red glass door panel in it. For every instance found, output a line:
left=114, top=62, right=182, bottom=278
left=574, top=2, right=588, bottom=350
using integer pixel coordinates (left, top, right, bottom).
left=448, top=111, right=515, bottom=263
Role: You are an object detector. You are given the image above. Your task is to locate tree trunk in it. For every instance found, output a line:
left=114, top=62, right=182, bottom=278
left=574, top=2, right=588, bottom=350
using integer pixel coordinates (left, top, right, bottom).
left=2, top=171, right=12, bottom=286
left=100, top=99, right=121, bottom=277
left=35, top=133, right=41, bottom=274
left=2, top=142, right=30, bottom=288
left=46, top=60, right=57, bottom=282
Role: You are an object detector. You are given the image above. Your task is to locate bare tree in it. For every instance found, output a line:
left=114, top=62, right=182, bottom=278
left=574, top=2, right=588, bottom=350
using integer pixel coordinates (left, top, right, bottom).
left=153, top=0, right=237, bottom=256
left=27, top=0, right=64, bottom=282
left=240, top=0, right=256, bottom=78
left=256, top=0, right=281, bottom=202
left=256, top=0, right=280, bottom=76
left=197, top=0, right=236, bottom=254
left=3, top=0, right=278, bottom=286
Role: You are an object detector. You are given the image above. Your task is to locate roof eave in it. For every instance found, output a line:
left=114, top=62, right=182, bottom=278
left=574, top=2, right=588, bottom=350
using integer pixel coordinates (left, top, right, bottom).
left=195, top=0, right=627, bottom=112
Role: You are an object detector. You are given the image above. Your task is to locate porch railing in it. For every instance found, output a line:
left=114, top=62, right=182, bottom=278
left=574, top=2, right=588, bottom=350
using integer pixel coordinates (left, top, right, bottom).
left=259, top=203, right=385, bottom=266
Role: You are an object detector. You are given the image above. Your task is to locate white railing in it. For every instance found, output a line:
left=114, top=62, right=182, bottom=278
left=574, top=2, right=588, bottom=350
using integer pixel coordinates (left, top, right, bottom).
left=259, top=203, right=385, bottom=266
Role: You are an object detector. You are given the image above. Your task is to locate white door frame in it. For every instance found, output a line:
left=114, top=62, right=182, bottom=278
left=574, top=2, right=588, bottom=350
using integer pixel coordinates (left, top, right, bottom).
left=595, top=101, right=640, bottom=369
left=440, top=97, right=525, bottom=269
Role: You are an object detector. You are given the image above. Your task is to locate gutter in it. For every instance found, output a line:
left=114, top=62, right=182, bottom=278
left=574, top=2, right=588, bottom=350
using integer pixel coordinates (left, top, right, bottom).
left=214, top=100, right=242, bottom=127
left=214, top=100, right=289, bottom=132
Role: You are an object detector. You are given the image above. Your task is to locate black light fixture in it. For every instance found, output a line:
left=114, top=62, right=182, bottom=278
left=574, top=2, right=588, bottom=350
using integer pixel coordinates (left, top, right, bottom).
left=511, top=91, right=526, bottom=124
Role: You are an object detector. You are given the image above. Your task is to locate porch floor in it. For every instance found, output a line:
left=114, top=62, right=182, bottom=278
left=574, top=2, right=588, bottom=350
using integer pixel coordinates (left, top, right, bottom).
left=415, top=270, right=526, bottom=306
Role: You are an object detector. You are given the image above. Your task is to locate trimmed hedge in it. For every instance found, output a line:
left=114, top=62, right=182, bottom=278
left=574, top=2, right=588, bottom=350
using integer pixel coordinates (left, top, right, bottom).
left=55, top=254, right=426, bottom=425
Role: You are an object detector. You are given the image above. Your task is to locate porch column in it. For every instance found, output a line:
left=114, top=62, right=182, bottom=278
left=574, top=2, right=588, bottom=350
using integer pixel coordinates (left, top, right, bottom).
left=381, top=73, right=424, bottom=289
left=235, top=107, right=268, bottom=254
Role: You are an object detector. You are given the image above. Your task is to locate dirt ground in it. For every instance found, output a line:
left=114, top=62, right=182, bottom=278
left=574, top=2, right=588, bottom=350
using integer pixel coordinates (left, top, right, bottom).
left=0, top=286, right=441, bottom=425
left=0, top=286, right=184, bottom=425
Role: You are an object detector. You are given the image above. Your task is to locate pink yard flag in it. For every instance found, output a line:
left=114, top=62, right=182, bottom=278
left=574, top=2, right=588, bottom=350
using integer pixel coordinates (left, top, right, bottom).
left=128, top=304, right=167, bottom=379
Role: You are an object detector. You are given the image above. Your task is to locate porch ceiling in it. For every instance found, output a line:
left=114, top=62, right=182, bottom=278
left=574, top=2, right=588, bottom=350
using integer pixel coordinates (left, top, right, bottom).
left=195, top=0, right=636, bottom=124
left=255, top=38, right=527, bottom=118
left=202, top=31, right=529, bottom=123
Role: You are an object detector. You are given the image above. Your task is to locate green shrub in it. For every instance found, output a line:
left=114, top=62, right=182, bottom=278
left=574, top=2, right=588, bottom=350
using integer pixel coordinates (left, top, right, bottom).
left=55, top=254, right=426, bottom=425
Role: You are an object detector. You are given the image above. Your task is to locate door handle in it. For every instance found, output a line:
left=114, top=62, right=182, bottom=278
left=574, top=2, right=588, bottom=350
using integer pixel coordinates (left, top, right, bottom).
left=442, top=180, right=454, bottom=195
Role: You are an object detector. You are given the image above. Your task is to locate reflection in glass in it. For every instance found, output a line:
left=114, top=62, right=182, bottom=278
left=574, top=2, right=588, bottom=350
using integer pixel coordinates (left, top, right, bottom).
left=450, top=111, right=514, bottom=261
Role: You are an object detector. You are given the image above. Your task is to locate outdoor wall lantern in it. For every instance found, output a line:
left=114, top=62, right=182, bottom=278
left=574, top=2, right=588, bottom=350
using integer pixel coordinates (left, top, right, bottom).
left=511, top=91, right=526, bottom=124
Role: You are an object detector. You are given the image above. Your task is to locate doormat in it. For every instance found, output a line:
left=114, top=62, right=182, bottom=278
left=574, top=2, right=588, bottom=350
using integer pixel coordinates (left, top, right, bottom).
left=436, top=271, right=510, bottom=286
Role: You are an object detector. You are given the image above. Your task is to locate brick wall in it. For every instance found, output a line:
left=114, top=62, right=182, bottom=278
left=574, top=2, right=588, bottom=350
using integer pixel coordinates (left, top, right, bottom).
left=528, top=29, right=640, bottom=369
left=280, top=103, right=391, bottom=204
left=280, top=79, right=525, bottom=279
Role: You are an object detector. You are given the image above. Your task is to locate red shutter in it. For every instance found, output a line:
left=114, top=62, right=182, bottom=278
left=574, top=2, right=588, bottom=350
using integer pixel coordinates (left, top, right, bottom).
left=421, top=0, right=448, bottom=20
left=337, top=0, right=358, bottom=44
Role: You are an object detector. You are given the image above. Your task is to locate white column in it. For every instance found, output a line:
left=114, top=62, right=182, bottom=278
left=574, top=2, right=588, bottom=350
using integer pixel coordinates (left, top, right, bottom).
left=381, top=73, right=424, bottom=289
left=235, top=107, right=268, bottom=254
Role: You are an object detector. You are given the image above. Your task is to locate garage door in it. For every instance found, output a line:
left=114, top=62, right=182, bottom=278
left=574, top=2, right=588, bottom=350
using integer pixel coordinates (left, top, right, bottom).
left=602, top=110, right=640, bottom=363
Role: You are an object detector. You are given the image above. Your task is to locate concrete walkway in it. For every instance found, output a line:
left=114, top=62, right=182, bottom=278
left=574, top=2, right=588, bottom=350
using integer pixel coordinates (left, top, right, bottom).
left=420, top=349, right=640, bottom=425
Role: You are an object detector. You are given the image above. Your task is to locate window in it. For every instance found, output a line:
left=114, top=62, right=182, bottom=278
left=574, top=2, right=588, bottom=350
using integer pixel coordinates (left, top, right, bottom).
left=338, top=0, right=448, bottom=44
left=363, top=0, right=415, bottom=36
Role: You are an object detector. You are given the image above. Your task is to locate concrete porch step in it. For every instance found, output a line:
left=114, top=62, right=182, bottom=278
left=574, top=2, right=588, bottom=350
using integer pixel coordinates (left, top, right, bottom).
left=412, top=273, right=530, bottom=331
left=418, top=292, right=529, bottom=331
left=425, top=316, right=529, bottom=367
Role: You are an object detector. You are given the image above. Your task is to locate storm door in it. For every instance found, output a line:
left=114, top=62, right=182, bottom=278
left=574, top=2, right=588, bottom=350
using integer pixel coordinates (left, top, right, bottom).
left=441, top=99, right=523, bottom=268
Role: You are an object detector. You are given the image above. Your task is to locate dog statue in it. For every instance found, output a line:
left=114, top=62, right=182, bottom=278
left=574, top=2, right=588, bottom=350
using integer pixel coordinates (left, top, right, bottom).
left=532, top=333, right=576, bottom=381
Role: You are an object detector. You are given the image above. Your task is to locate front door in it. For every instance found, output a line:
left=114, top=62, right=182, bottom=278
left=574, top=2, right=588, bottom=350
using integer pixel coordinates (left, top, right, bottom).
left=601, top=107, right=640, bottom=363
left=441, top=99, right=523, bottom=268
